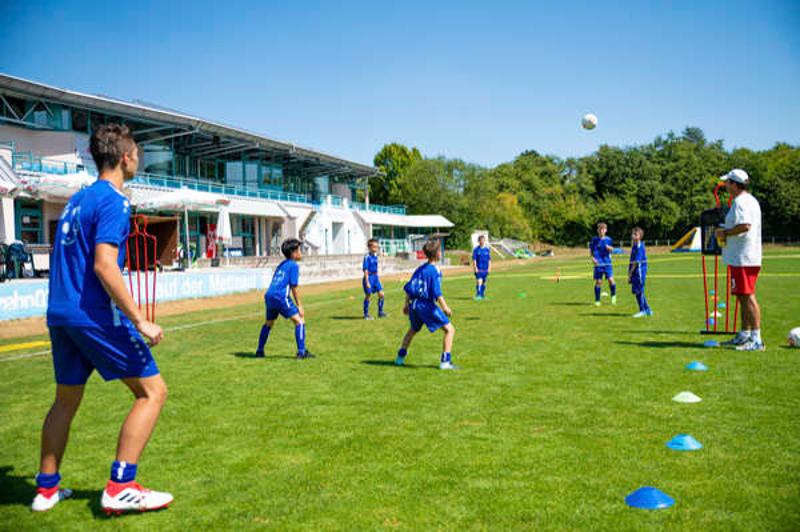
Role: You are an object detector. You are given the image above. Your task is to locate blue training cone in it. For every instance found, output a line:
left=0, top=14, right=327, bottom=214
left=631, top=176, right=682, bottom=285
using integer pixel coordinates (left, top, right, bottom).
left=709, top=290, right=715, bottom=295
left=625, top=487, right=675, bottom=510
left=704, top=340, right=719, bottom=348
left=687, top=361, right=708, bottom=371
left=718, top=302, right=726, bottom=309
left=666, top=434, right=703, bottom=451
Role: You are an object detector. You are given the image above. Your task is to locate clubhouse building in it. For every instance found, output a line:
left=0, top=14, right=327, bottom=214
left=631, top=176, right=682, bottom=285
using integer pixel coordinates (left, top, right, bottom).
left=0, top=74, right=452, bottom=266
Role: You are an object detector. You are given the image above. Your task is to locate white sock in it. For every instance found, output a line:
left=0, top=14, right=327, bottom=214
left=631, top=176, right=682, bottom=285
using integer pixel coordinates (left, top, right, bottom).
left=751, top=329, right=762, bottom=343
left=739, top=329, right=751, bottom=339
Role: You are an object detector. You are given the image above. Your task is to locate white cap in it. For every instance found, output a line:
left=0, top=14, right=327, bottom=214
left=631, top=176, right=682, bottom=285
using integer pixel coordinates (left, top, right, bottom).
left=720, top=168, right=749, bottom=184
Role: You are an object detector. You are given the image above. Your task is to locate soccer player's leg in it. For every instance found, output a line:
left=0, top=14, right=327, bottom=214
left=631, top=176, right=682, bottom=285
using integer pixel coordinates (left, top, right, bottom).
left=607, top=267, right=617, bottom=305
left=62, top=321, right=172, bottom=514
left=417, top=302, right=455, bottom=369
left=396, top=307, right=423, bottom=365
left=480, top=272, right=488, bottom=298
left=286, top=304, right=313, bottom=359
left=362, top=277, right=372, bottom=319
left=373, top=276, right=387, bottom=317
left=593, top=268, right=603, bottom=305
left=631, top=276, right=646, bottom=318
left=257, top=299, right=279, bottom=356
left=440, top=323, right=457, bottom=370
left=32, top=327, right=91, bottom=512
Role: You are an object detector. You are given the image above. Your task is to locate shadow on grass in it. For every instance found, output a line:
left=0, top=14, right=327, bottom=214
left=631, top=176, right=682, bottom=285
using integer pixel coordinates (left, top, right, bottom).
left=330, top=316, right=366, bottom=321
left=0, top=466, right=105, bottom=516
left=230, top=352, right=296, bottom=360
left=550, top=302, right=589, bottom=307
left=615, top=340, right=705, bottom=349
left=623, top=330, right=696, bottom=335
left=361, top=360, right=438, bottom=370
left=464, top=317, right=481, bottom=321
left=579, top=312, right=630, bottom=317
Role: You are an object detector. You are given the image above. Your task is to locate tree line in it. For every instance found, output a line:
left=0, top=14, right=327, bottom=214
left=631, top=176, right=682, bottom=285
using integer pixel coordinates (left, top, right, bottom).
left=369, top=127, right=800, bottom=248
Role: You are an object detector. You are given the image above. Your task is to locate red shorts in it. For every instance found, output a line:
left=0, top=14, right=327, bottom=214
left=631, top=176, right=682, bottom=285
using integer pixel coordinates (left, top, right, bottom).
left=730, top=266, right=760, bottom=296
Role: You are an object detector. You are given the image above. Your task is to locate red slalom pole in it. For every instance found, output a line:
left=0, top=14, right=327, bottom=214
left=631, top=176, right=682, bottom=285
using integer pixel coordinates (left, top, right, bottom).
left=725, top=265, right=731, bottom=332
left=733, top=296, right=739, bottom=332
left=149, top=232, right=157, bottom=321
left=143, top=224, right=150, bottom=321
left=713, top=256, right=719, bottom=332
left=702, top=255, right=710, bottom=332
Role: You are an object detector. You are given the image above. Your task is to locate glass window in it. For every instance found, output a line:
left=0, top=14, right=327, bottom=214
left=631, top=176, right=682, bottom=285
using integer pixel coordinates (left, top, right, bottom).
left=71, top=109, right=88, bottom=132
left=142, top=144, right=173, bottom=175
left=245, top=162, right=259, bottom=189
left=226, top=161, right=244, bottom=187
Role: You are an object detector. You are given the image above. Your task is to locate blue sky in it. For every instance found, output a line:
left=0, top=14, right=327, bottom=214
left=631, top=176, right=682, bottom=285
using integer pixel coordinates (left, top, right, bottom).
left=1, top=0, right=798, bottom=166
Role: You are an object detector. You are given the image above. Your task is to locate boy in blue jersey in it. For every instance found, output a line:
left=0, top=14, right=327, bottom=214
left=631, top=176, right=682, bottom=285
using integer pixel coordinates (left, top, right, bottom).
left=255, top=238, right=314, bottom=359
left=362, top=238, right=386, bottom=319
left=33, top=124, right=173, bottom=515
left=628, top=227, right=653, bottom=317
left=394, top=239, right=457, bottom=370
left=472, top=234, right=491, bottom=300
left=590, top=222, right=617, bottom=306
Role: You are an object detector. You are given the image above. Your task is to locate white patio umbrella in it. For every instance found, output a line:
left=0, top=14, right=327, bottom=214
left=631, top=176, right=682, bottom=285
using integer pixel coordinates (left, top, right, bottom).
left=19, top=170, right=96, bottom=200
left=137, top=188, right=228, bottom=268
left=216, top=204, right=233, bottom=262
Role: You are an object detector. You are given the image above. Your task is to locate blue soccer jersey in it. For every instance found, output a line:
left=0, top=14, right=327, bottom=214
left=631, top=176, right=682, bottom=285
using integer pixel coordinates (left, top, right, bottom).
left=362, top=253, right=379, bottom=274
left=629, top=241, right=648, bottom=286
left=590, top=236, right=614, bottom=265
left=47, top=179, right=131, bottom=328
left=266, top=259, right=300, bottom=301
left=404, top=263, right=443, bottom=303
left=629, top=242, right=648, bottom=272
left=472, top=245, right=491, bottom=272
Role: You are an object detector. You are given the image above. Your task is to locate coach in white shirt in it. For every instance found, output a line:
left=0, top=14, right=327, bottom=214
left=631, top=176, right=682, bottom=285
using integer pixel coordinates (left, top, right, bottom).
left=715, top=169, right=764, bottom=351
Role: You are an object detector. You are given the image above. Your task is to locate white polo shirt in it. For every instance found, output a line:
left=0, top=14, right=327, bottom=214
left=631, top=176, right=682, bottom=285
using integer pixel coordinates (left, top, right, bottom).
left=722, top=191, right=762, bottom=267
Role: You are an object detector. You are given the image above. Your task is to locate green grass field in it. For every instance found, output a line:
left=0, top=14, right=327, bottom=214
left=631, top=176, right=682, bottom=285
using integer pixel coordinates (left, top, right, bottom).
left=1, top=250, right=799, bottom=530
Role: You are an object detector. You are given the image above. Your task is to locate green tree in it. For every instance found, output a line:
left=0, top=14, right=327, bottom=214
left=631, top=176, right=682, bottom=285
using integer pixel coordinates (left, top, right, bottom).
left=371, top=143, right=422, bottom=205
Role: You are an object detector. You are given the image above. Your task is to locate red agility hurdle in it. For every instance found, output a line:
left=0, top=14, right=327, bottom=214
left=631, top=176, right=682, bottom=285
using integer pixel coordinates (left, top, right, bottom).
left=699, top=182, right=738, bottom=335
left=126, top=215, right=158, bottom=322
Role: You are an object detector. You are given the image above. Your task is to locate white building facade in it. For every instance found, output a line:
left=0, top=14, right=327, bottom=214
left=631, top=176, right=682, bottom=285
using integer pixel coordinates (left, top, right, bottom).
left=0, top=74, right=452, bottom=264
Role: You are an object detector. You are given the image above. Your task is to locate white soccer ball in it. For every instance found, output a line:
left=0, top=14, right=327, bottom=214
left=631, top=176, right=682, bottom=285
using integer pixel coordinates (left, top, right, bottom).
left=788, top=327, right=800, bottom=347
left=581, top=113, right=598, bottom=130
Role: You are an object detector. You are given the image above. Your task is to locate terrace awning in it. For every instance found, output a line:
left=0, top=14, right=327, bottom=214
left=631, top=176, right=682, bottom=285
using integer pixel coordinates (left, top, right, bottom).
left=18, top=170, right=96, bottom=200
left=227, top=199, right=286, bottom=218
left=354, top=211, right=454, bottom=229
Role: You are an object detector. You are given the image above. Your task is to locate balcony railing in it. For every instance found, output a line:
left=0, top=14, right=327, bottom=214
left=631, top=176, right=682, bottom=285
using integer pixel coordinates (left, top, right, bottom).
left=10, top=151, right=406, bottom=213
left=351, top=201, right=406, bottom=215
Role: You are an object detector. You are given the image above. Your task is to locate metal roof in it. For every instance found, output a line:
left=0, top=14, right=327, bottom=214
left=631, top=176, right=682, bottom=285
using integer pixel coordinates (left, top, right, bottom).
left=0, top=73, right=380, bottom=179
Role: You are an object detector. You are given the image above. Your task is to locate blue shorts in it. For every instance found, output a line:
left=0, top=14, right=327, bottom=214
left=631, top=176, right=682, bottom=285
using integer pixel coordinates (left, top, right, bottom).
left=362, top=274, right=383, bottom=295
left=475, top=271, right=489, bottom=282
left=50, top=318, right=159, bottom=385
left=631, top=270, right=647, bottom=294
left=265, top=295, right=299, bottom=321
left=593, top=265, right=614, bottom=280
left=409, top=300, right=450, bottom=333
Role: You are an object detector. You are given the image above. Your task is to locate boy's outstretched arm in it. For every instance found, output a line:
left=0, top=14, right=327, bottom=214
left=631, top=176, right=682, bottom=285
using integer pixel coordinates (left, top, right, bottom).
left=437, top=296, right=452, bottom=317
left=291, top=285, right=304, bottom=317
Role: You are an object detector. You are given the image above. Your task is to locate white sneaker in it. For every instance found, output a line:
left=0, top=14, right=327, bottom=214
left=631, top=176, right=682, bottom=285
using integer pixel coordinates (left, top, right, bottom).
left=31, top=487, right=72, bottom=512
left=736, top=340, right=766, bottom=352
left=101, top=481, right=173, bottom=515
left=722, top=333, right=749, bottom=346
left=439, top=361, right=458, bottom=370
left=632, top=311, right=647, bottom=318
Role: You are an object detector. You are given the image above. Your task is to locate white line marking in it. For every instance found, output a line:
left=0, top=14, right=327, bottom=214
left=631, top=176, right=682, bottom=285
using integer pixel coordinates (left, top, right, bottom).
left=0, top=298, right=343, bottom=363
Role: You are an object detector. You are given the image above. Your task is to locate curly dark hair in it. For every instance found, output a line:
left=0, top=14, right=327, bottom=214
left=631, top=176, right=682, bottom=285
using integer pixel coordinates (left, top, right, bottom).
left=90, top=123, right=136, bottom=171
